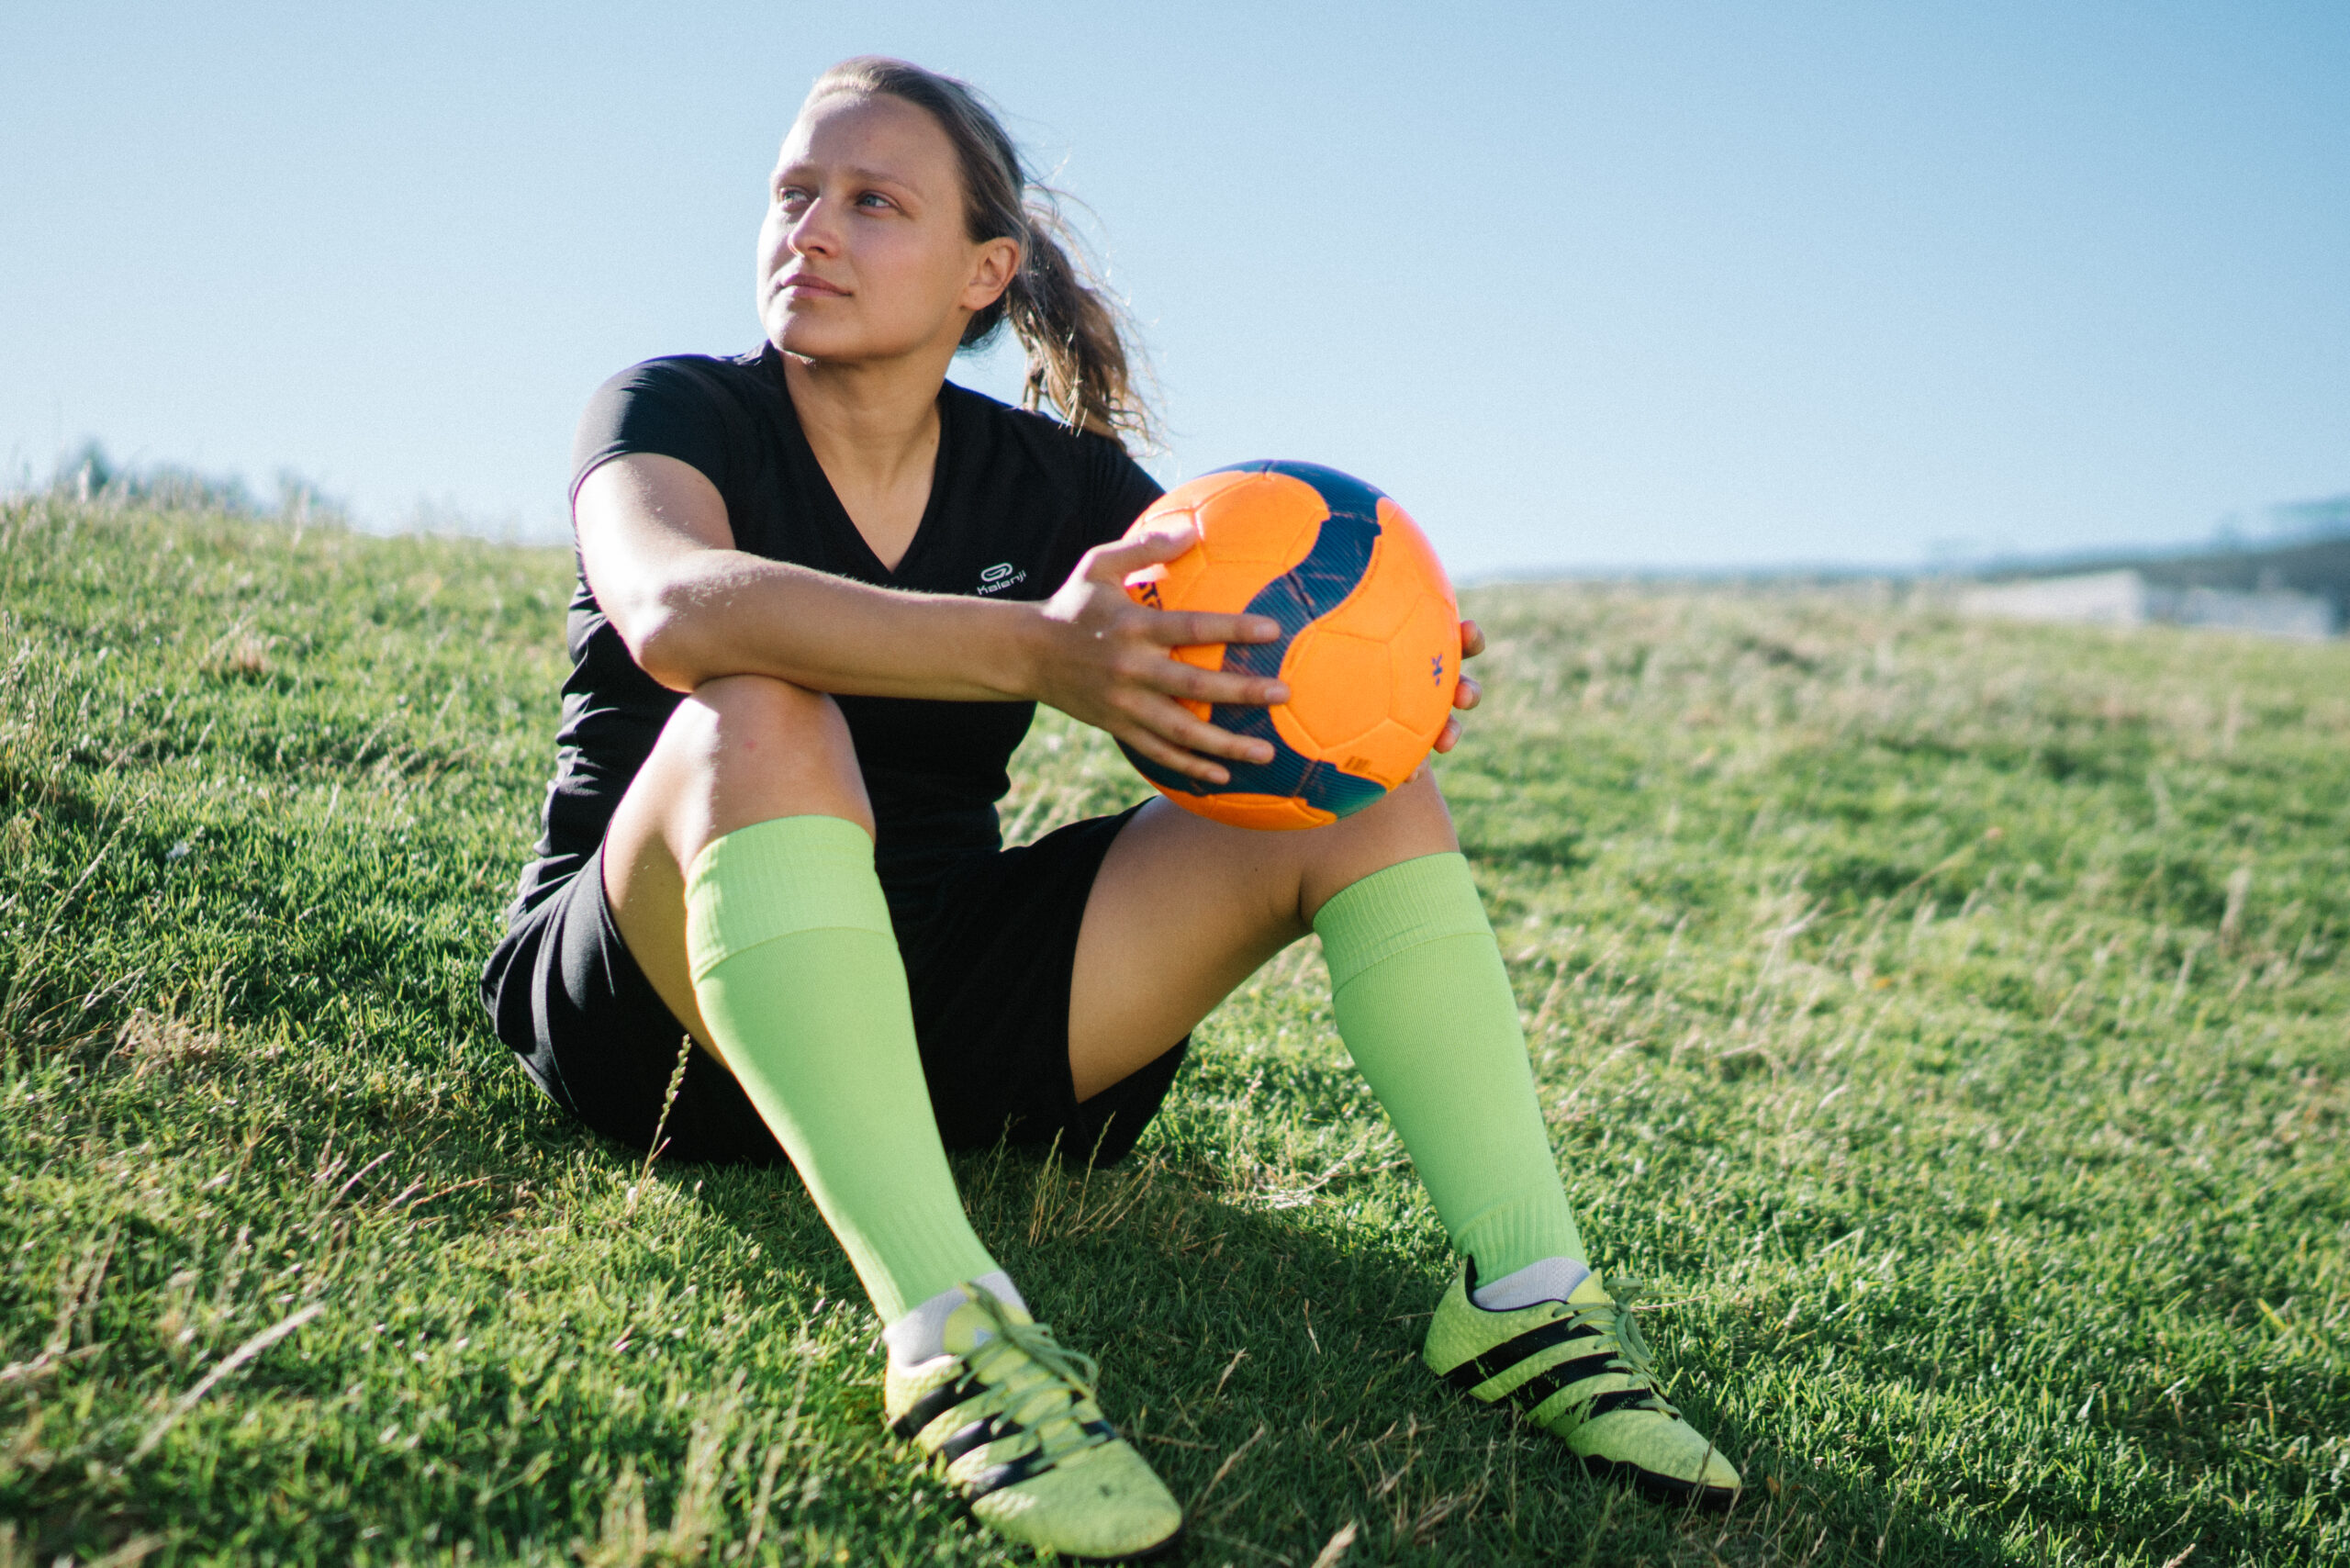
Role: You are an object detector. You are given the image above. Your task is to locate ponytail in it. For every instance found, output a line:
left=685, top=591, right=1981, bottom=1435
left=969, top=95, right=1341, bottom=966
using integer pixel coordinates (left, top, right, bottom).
left=805, top=58, right=1158, bottom=449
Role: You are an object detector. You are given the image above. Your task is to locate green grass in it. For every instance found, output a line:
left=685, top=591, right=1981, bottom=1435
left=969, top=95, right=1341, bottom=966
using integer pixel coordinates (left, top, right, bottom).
left=1, top=496, right=2344, bottom=1567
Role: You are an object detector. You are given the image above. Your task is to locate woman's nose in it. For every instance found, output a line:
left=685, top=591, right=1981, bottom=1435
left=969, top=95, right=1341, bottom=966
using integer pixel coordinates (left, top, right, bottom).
left=789, top=199, right=839, bottom=254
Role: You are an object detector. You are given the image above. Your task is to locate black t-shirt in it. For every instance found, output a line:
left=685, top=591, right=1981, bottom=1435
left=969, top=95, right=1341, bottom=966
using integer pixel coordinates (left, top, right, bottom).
left=509, top=344, right=1164, bottom=921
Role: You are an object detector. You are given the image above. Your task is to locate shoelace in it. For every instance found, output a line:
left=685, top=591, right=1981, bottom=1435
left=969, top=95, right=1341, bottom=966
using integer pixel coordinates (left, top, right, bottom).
left=960, top=1285, right=1114, bottom=1465
left=1559, top=1277, right=1678, bottom=1419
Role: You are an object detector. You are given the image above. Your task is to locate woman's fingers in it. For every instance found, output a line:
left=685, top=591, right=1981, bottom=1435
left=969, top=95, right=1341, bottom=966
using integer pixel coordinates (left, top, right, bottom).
left=1049, top=541, right=1495, bottom=774
left=1434, top=622, right=1483, bottom=747
left=1119, top=722, right=1233, bottom=784
left=1145, top=609, right=1281, bottom=647
left=1149, top=658, right=1288, bottom=709
left=1083, top=525, right=1196, bottom=583
left=1144, top=694, right=1274, bottom=764
left=1117, top=696, right=1273, bottom=781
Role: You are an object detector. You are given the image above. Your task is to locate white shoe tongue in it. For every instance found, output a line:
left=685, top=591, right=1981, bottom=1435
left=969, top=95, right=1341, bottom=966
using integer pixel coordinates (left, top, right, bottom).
left=943, top=1295, right=1033, bottom=1358
left=887, top=1271, right=1030, bottom=1364
left=1472, top=1257, right=1595, bottom=1311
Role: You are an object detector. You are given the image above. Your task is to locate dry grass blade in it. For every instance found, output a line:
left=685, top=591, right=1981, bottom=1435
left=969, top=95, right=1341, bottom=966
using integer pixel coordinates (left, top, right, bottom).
left=1308, top=1519, right=1360, bottom=1568
left=625, top=1032, right=694, bottom=1216
left=1194, top=1423, right=1269, bottom=1506
left=0, top=1342, right=106, bottom=1390
left=129, top=1301, right=325, bottom=1462
left=330, top=1150, right=394, bottom=1205
left=1212, top=1347, right=1248, bottom=1401
left=84, top=1538, right=162, bottom=1568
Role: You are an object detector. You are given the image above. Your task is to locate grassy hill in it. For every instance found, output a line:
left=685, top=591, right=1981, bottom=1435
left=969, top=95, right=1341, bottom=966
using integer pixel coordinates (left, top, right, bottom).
left=1, top=497, right=2344, bottom=1567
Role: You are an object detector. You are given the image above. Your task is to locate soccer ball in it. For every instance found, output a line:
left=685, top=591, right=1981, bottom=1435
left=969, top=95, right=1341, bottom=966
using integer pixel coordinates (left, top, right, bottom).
left=1118, top=460, right=1460, bottom=831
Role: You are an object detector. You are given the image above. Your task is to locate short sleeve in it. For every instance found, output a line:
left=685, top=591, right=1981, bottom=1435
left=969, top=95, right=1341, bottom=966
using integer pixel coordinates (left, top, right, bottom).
left=1084, top=434, right=1165, bottom=546
left=569, top=358, right=736, bottom=504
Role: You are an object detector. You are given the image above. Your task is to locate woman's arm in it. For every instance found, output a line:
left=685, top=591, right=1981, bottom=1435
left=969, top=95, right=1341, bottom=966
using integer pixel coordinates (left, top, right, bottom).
left=576, top=453, right=1290, bottom=783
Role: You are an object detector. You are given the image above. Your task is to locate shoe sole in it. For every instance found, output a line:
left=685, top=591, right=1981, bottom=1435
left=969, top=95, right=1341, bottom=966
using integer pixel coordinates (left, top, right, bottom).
left=950, top=1493, right=1186, bottom=1562
left=1437, top=1373, right=1742, bottom=1513
left=1581, top=1453, right=1741, bottom=1513
left=901, top=1432, right=1185, bottom=1561
left=1064, top=1521, right=1187, bottom=1563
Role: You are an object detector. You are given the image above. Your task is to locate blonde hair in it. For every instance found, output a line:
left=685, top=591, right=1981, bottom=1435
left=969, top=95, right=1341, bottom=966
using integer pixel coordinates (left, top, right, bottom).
left=806, top=57, right=1156, bottom=448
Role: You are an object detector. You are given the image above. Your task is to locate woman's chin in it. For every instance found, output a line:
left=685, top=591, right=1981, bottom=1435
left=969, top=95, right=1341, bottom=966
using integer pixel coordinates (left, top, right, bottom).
left=767, top=321, right=839, bottom=360
left=768, top=326, right=946, bottom=375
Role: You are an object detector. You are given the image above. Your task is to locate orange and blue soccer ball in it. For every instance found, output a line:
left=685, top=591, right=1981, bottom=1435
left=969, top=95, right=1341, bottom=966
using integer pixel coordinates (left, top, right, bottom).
left=1119, top=460, right=1460, bottom=831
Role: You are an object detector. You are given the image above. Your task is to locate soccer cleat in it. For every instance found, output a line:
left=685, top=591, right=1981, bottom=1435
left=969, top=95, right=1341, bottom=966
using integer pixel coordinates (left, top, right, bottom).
left=885, top=1282, right=1183, bottom=1562
left=1423, top=1260, right=1742, bottom=1509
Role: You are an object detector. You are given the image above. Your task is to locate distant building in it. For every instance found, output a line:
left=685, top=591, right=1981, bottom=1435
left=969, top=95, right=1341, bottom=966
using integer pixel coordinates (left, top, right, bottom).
left=1960, top=570, right=2150, bottom=628
left=1961, top=570, right=2336, bottom=640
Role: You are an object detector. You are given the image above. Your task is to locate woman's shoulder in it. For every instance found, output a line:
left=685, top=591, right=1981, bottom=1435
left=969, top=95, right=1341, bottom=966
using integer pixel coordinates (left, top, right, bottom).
left=590, top=350, right=779, bottom=410
left=942, top=382, right=1161, bottom=540
left=573, top=351, right=786, bottom=502
left=942, top=381, right=1156, bottom=503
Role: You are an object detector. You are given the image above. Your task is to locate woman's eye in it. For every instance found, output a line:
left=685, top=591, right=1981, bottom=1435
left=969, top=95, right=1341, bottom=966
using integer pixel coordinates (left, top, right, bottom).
left=855, top=191, right=893, bottom=210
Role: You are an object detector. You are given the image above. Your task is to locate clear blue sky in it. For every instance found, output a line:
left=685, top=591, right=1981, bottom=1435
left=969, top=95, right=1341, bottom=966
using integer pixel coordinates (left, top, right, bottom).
left=4, top=1, right=2344, bottom=575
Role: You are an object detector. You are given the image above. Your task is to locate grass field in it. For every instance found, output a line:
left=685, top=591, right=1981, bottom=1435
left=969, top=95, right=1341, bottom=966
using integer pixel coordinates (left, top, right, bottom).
left=1, top=495, right=2344, bottom=1567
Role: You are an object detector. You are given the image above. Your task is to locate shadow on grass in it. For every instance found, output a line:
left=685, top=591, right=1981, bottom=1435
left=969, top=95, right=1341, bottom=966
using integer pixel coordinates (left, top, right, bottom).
left=867, top=1141, right=2037, bottom=1566
left=27, top=1009, right=2212, bottom=1567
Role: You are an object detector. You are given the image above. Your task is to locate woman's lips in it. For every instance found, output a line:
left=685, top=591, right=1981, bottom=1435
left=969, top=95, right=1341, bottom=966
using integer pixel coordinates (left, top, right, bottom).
left=777, top=273, right=846, bottom=297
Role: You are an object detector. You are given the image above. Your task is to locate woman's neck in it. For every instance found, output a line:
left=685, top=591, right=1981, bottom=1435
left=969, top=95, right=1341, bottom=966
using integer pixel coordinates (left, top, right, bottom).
left=783, top=353, right=944, bottom=487
left=781, top=353, right=946, bottom=574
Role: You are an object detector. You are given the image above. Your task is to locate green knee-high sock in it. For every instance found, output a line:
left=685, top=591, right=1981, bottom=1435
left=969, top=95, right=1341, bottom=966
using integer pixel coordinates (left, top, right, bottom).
left=685, top=814, right=999, bottom=1324
left=1313, top=852, right=1584, bottom=1278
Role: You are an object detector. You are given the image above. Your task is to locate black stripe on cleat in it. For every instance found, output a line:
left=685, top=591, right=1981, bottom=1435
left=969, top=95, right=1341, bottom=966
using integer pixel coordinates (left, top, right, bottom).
left=1440, top=1318, right=1603, bottom=1392
left=1503, top=1350, right=1622, bottom=1412
left=963, top=1448, right=1048, bottom=1498
left=891, top=1372, right=984, bottom=1439
left=935, top=1414, right=1014, bottom=1464
left=1585, top=1385, right=1670, bottom=1419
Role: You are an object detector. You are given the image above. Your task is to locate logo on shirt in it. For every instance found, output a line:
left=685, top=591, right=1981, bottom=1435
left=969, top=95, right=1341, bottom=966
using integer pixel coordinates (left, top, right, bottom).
left=976, top=561, right=1027, bottom=596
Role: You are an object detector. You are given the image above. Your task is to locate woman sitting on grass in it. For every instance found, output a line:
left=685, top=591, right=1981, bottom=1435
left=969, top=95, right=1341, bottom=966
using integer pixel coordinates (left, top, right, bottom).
left=481, top=55, right=1738, bottom=1560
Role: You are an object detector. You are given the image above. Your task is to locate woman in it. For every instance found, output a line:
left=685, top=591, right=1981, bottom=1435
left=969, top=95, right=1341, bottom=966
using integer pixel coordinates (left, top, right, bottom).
left=483, top=57, right=1738, bottom=1560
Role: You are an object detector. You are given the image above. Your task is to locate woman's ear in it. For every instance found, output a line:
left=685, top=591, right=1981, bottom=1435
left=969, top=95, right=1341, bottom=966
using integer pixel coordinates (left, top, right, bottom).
left=962, top=236, right=1021, bottom=312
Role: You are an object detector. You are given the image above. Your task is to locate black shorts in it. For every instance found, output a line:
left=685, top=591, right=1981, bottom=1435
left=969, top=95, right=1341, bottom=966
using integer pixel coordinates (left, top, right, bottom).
left=479, top=806, right=1186, bottom=1168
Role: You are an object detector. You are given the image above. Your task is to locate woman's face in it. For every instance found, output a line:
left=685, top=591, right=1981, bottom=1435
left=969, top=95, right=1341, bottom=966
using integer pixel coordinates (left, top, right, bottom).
left=757, top=92, right=1017, bottom=368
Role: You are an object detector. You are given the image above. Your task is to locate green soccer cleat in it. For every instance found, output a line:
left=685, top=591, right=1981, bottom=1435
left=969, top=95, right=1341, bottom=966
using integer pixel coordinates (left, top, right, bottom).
left=884, top=1282, right=1183, bottom=1562
left=1423, top=1261, right=1742, bottom=1510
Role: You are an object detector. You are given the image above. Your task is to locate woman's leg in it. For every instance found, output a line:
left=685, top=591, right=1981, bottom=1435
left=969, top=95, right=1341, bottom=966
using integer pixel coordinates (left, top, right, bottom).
left=1073, top=767, right=1740, bottom=1507
left=605, top=675, right=1186, bottom=1554
left=1071, top=767, right=1582, bottom=1280
left=601, top=674, right=998, bottom=1324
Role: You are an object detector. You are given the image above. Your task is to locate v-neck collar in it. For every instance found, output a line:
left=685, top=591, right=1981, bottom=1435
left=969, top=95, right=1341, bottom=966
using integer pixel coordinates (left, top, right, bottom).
left=764, top=345, right=954, bottom=586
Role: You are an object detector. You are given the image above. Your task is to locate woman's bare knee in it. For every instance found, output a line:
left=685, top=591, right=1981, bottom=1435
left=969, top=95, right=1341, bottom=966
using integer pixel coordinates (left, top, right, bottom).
left=685, top=673, right=839, bottom=754
left=1296, top=767, right=1460, bottom=923
left=635, top=675, right=874, bottom=868
left=597, top=677, right=867, bottom=1049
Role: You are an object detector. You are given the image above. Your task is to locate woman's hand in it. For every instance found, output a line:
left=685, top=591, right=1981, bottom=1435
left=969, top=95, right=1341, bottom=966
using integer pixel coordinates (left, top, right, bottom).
left=1430, top=619, right=1485, bottom=755
left=1029, top=528, right=1290, bottom=784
